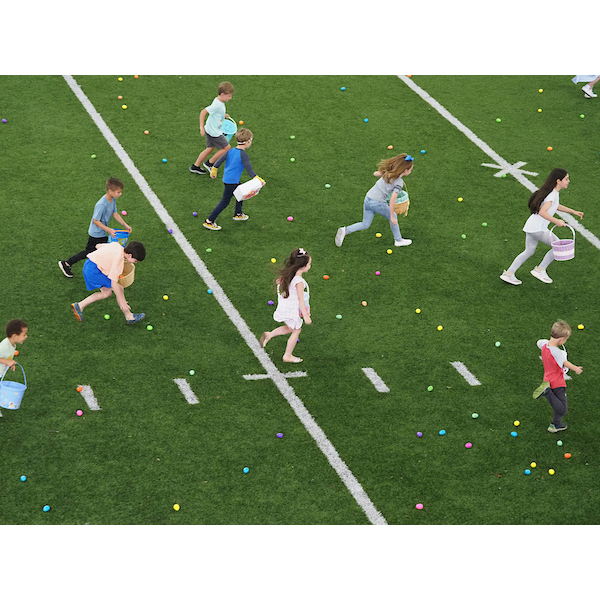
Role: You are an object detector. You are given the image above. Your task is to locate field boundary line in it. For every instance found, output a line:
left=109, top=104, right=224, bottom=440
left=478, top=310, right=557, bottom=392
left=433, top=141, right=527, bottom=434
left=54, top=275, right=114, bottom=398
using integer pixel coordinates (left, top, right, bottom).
left=63, top=75, right=387, bottom=525
left=398, top=75, right=600, bottom=251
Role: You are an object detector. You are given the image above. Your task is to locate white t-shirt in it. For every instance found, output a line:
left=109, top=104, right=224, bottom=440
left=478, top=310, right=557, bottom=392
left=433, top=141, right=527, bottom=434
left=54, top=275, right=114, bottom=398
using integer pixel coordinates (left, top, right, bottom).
left=204, top=97, right=226, bottom=137
left=0, top=337, right=16, bottom=377
left=523, top=190, right=559, bottom=233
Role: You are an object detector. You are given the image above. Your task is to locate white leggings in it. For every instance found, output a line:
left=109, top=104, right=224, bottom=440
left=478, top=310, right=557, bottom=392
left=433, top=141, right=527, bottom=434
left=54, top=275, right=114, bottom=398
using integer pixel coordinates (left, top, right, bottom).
left=508, top=230, right=559, bottom=274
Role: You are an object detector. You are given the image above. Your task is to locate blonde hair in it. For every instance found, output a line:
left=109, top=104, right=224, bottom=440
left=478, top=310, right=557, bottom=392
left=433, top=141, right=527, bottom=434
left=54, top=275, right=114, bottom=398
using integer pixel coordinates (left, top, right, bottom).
left=218, top=81, right=234, bottom=95
left=551, top=320, right=572, bottom=339
left=235, top=128, right=253, bottom=143
left=377, top=153, right=413, bottom=183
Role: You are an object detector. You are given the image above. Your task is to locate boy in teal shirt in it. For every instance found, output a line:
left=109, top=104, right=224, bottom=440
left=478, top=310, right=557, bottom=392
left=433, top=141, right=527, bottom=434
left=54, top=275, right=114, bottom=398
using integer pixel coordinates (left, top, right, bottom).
left=0, top=319, right=28, bottom=378
left=189, top=81, right=234, bottom=175
left=59, top=178, right=132, bottom=278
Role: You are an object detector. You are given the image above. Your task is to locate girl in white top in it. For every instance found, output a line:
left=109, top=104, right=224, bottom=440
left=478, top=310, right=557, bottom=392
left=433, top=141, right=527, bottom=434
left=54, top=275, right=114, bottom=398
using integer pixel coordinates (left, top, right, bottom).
left=259, top=248, right=312, bottom=363
left=500, top=168, right=583, bottom=285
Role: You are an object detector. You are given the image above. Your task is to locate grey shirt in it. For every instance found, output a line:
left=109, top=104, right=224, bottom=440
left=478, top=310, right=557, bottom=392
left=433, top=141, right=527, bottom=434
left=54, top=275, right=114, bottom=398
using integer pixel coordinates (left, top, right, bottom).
left=366, top=175, right=404, bottom=204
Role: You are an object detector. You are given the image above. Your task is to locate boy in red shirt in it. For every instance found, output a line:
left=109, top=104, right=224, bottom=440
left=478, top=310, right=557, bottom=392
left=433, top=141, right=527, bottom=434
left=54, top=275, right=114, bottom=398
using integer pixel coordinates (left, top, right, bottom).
left=533, top=320, right=583, bottom=432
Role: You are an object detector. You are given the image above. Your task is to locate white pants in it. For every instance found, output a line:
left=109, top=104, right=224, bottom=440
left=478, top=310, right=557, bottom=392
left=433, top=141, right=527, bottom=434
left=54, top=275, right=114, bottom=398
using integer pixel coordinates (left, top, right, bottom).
left=508, top=230, right=558, bottom=274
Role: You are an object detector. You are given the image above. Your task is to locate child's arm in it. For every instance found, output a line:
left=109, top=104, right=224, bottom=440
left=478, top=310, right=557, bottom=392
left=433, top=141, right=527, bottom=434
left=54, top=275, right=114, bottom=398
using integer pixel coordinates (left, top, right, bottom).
left=539, top=201, right=566, bottom=227
left=564, top=360, right=583, bottom=374
left=388, top=190, right=399, bottom=226
left=93, top=219, right=117, bottom=239
left=296, top=282, right=311, bottom=324
left=112, top=212, right=132, bottom=232
left=557, top=205, right=584, bottom=219
left=199, top=108, right=208, bottom=136
left=0, top=357, right=16, bottom=371
left=210, top=152, right=229, bottom=178
left=373, top=171, right=382, bottom=177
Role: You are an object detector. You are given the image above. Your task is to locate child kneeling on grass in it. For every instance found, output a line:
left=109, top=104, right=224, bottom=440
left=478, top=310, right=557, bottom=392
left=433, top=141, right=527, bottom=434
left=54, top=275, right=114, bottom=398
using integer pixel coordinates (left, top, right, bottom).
left=532, top=320, right=583, bottom=433
left=71, top=241, right=146, bottom=324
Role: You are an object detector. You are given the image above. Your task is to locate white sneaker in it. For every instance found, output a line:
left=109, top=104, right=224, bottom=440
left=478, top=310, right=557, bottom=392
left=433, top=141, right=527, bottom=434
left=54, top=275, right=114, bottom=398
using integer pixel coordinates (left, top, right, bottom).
left=335, top=226, right=346, bottom=247
left=582, top=84, right=597, bottom=98
left=531, top=267, right=553, bottom=284
left=394, top=238, right=412, bottom=247
left=500, top=270, right=522, bottom=285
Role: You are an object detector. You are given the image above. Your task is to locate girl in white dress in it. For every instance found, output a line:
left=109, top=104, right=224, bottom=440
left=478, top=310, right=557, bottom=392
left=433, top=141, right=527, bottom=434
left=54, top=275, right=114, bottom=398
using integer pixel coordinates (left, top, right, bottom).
left=259, top=248, right=312, bottom=363
left=500, top=168, right=583, bottom=285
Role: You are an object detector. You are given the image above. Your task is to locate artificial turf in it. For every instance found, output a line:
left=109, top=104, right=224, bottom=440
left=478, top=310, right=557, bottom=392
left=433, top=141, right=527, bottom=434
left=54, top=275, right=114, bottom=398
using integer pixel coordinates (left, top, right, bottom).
left=0, top=75, right=599, bottom=525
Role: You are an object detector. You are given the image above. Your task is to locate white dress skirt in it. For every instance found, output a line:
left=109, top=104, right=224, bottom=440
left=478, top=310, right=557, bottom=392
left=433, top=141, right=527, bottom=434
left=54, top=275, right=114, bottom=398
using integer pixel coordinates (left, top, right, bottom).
left=273, top=275, right=310, bottom=330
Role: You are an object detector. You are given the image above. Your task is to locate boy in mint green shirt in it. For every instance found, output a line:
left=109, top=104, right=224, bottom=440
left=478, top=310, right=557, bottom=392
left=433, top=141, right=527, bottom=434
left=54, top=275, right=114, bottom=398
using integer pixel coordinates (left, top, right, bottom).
left=0, top=319, right=28, bottom=378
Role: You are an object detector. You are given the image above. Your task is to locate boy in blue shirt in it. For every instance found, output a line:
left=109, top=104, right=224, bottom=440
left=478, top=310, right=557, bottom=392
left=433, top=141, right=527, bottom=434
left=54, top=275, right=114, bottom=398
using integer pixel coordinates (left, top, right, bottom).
left=203, top=128, right=264, bottom=230
left=59, top=178, right=132, bottom=277
left=189, top=81, right=234, bottom=175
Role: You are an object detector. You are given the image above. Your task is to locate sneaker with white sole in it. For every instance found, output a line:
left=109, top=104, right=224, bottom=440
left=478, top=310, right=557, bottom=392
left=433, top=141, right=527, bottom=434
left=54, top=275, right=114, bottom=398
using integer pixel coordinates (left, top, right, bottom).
left=394, top=238, right=412, bottom=247
left=500, top=270, right=522, bottom=285
left=59, top=260, right=74, bottom=278
left=582, top=84, right=597, bottom=98
left=531, top=268, right=552, bottom=284
left=202, top=161, right=213, bottom=174
left=189, top=164, right=205, bottom=174
left=203, top=220, right=222, bottom=231
left=548, top=422, right=568, bottom=433
left=232, top=213, right=249, bottom=221
left=335, top=226, right=346, bottom=247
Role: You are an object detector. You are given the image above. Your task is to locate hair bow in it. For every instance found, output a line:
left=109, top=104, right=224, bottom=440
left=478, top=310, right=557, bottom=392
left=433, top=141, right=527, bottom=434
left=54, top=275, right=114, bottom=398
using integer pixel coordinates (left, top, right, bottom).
left=298, top=248, right=306, bottom=255
left=405, top=155, right=414, bottom=161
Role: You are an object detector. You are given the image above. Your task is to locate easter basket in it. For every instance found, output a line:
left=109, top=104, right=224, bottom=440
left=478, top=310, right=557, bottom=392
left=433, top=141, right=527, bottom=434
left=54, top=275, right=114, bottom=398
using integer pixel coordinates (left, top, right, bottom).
left=393, top=188, right=410, bottom=216
left=118, top=260, right=135, bottom=288
left=550, top=224, right=575, bottom=261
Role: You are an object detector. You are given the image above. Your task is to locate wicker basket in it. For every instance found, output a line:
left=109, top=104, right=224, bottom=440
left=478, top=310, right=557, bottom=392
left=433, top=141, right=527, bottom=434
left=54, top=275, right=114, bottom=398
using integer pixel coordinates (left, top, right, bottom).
left=118, top=260, right=135, bottom=288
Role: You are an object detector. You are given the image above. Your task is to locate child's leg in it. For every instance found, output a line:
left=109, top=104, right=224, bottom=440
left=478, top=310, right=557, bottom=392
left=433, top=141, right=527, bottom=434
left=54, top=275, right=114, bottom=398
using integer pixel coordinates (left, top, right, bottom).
left=66, top=235, right=108, bottom=267
left=506, top=233, right=540, bottom=274
left=210, top=145, right=231, bottom=165
left=283, top=328, right=302, bottom=361
left=369, top=199, right=404, bottom=241
left=545, top=386, right=568, bottom=426
left=260, top=325, right=292, bottom=347
left=194, top=146, right=215, bottom=167
left=78, top=287, right=112, bottom=311
left=537, top=230, right=559, bottom=271
left=207, top=184, right=238, bottom=223
left=345, top=195, right=376, bottom=235
left=234, top=197, right=244, bottom=216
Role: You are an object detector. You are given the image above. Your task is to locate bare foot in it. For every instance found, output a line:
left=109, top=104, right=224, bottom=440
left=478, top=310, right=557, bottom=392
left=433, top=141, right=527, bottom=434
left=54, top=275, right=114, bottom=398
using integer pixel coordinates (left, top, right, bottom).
left=283, top=355, right=303, bottom=363
left=259, top=332, right=270, bottom=348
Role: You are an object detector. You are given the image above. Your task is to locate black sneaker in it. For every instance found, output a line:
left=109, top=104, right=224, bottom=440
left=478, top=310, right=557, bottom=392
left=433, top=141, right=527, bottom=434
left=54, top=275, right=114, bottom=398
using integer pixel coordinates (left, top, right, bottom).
left=202, top=161, right=213, bottom=174
left=59, top=260, right=73, bottom=278
left=189, top=164, right=205, bottom=174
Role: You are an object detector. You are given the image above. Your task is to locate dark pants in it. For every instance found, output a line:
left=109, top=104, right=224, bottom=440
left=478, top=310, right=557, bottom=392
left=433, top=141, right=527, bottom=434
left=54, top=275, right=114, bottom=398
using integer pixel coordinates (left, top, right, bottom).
left=207, top=183, right=243, bottom=222
left=67, top=235, right=108, bottom=266
left=544, top=386, right=568, bottom=426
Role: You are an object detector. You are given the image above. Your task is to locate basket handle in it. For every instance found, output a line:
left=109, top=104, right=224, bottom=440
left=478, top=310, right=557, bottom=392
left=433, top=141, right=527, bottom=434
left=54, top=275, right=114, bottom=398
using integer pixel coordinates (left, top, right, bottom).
left=0, top=361, right=26, bottom=387
left=550, top=223, right=575, bottom=240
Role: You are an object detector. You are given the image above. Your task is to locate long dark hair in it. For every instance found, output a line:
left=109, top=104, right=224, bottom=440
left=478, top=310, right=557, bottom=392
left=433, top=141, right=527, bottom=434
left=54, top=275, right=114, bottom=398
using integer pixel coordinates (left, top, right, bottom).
left=276, top=248, right=310, bottom=298
left=528, top=168, right=567, bottom=214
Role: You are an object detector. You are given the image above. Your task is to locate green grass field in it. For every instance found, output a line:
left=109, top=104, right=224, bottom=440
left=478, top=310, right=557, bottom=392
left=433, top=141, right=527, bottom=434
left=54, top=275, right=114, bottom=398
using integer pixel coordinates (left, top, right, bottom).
left=1, top=75, right=599, bottom=529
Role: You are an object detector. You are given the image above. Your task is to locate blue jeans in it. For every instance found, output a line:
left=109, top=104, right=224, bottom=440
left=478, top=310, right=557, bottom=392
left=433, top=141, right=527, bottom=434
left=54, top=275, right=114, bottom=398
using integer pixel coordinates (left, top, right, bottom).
left=346, top=195, right=402, bottom=241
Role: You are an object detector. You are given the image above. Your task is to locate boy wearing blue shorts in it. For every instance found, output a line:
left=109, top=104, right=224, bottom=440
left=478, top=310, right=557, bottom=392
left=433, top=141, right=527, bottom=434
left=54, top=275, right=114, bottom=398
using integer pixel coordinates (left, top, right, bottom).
left=189, top=82, right=234, bottom=176
left=59, top=178, right=132, bottom=277
left=71, top=240, right=146, bottom=324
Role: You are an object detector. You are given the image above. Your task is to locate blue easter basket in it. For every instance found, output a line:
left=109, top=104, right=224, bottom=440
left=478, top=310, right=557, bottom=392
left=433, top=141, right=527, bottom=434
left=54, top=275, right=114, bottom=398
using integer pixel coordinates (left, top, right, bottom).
left=0, top=362, right=27, bottom=410
left=222, top=117, right=238, bottom=142
left=108, top=230, right=130, bottom=247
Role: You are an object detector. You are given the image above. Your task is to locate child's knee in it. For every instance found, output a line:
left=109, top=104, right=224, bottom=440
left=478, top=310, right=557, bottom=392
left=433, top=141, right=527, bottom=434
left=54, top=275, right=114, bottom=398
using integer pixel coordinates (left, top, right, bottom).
left=102, top=288, right=113, bottom=299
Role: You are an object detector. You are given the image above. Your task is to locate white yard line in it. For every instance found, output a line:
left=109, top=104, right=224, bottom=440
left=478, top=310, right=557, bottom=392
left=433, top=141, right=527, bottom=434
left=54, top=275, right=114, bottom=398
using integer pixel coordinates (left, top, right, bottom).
left=450, top=362, right=482, bottom=386
left=398, top=75, right=600, bottom=251
left=173, top=379, right=200, bottom=405
left=64, top=75, right=386, bottom=525
left=361, top=368, right=390, bottom=393
left=78, top=385, right=101, bottom=410
left=244, top=372, right=307, bottom=380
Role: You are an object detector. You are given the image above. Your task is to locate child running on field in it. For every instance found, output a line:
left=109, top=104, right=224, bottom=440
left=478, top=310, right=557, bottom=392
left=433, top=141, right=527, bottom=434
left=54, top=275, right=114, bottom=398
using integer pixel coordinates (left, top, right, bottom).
left=335, top=153, right=414, bottom=248
left=189, top=81, right=234, bottom=176
left=533, top=320, right=583, bottom=433
left=500, top=168, right=583, bottom=285
left=71, top=240, right=146, bottom=324
left=203, top=128, right=264, bottom=230
left=0, top=319, right=28, bottom=377
left=259, top=248, right=312, bottom=363
left=59, top=178, right=131, bottom=278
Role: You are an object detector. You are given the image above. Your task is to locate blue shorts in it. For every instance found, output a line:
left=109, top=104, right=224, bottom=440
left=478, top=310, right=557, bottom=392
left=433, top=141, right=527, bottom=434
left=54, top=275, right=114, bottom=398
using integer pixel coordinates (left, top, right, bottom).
left=82, top=259, right=112, bottom=291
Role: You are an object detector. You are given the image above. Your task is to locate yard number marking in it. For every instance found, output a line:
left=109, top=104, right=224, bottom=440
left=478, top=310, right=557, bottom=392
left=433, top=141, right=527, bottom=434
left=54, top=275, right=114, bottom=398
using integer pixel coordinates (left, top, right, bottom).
left=173, top=379, right=200, bottom=405
left=78, top=385, right=102, bottom=410
left=361, top=368, right=390, bottom=393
